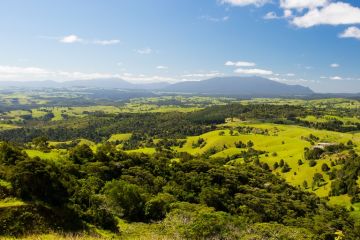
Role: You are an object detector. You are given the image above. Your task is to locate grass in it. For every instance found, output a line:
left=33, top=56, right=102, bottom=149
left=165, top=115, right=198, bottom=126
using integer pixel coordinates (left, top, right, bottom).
left=0, top=198, right=26, bottom=209
left=240, top=98, right=360, bottom=109
left=175, top=122, right=360, bottom=198
left=108, top=133, right=132, bottom=142
left=0, top=123, right=19, bottom=131
left=299, top=115, right=360, bottom=126
left=0, top=179, right=12, bottom=189
left=126, top=148, right=157, bottom=155
left=25, top=149, right=67, bottom=161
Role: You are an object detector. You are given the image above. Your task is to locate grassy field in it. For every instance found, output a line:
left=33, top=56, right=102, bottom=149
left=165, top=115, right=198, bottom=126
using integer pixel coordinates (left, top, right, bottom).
left=173, top=121, right=360, bottom=204
left=108, top=133, right=132, bottom=142
left=240, top=98, right=360, bottom=109
left=25, top=149, right=68, bottom=161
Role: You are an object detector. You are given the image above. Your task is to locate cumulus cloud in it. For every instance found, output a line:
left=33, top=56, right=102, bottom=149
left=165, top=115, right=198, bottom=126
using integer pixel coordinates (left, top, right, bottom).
left=292, top=2, right=360, bottom=28
left=339, top=26, right=360, bottom=40
left=60, top=35, right=83, bottom=43
left=330, top=63, right=340, bottom=68
left=264, top=12, right=280, bottom=20
left=219, top=0, right=269, bottom=7
left=280, top=0, right=329, bottom=10
left=136, top=47, right=153, bottom=55
left=234, top=68, right=273, bottom=75
left=264, top=10, right=292, bottom=20
left=284, top=9, right=292, bottom=18
left=225, top=61, right=256, bottom=67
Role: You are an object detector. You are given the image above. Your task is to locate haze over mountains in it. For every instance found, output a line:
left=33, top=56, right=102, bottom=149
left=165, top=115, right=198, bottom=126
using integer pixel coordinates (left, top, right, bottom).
left=1, top=76, right=315, bottom=97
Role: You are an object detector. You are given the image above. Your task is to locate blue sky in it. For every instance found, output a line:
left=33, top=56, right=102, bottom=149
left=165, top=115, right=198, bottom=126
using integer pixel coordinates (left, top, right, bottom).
left=0, top=0, right=360, bottom=93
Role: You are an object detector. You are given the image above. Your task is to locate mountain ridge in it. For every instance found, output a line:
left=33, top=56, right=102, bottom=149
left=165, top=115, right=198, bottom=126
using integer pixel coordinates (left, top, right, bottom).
left=0, top=76, right=314, bottom=96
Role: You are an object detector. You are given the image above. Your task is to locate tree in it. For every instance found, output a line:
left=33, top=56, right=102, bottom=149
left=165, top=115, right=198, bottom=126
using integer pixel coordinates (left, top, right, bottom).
left=69, top=144, right=94, bottom=164
left=273, top=162, right=279, bottom=170
left=0, top=142, right=26, bottom=165
left=279, top=159, right=285, bottom=167
left=302, top=180, right=308, bottom=189
left=309, top=160, right=317, bottom=167
left=321, top=163, right=330, bottom=172
left=247, top=140, right=254, bottom=148
left=281, top=163, right=291, bottom=173
left=32, top=136, right=49, bottom=150
left=10, top=157, right=68, bottom=206
left=298, top=159, right=303, bottom=166
left=145, top=193, right=176, bottom=220
left=102, top=180, right=147, bottom=221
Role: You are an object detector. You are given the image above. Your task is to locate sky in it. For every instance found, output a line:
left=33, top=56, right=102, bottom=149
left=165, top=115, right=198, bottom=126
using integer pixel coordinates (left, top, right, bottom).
left=0, top=0, right=360, bottom=93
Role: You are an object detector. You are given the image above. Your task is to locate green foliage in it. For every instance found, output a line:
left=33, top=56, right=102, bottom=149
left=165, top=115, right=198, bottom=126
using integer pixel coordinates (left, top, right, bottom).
left=144, top=193, right=176, bottom=221
left=0, top=142, right=26, bottom=165
left=10, top=157, right=69, bottom=206
left=102, top=179, right=147, bottom=221
left=69, top=144, right=94, bottom=164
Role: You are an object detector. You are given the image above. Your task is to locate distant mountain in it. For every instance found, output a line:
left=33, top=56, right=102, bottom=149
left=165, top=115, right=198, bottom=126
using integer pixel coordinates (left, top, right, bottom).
left=163, top=76, right=314, bottom=96
left=0, top=79, right=170, bottom=90
left=0, top=77, right=314, bottom=97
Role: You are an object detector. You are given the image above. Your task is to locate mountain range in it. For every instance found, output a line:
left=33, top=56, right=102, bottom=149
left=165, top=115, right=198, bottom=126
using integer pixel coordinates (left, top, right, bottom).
left=0, top=76, right=314, bottom=97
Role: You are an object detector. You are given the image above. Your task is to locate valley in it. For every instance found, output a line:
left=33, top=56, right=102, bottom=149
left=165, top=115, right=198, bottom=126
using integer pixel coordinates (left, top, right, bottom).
left=0, top=91, right=359, bottom=239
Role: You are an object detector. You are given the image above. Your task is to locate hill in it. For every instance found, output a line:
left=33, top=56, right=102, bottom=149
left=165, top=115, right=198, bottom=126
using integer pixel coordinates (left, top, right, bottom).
left=163, top=76, right=314, bottom=97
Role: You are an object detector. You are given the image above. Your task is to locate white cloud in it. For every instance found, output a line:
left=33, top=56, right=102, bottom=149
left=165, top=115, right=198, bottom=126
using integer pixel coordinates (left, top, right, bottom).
left=264, top=10, right=292, bottom=20
left=0, top=65, right=119, bottom=81
left=93, top=39, right=120, bottom=45
left=200, top=15, right=229, bottom=22
left=234, top=68, right=273, bottom=75
left=156, top=65, right=168, bottom=70
left=182, top=71, right=223, bottom=78
left=220, top=0, right=269, bottom=7
left=58, top=35, right=120, bottom=45
left=330, top=76, right=343, bottom=80
left=136, top=47, right=153, bottom=55
left=0, top=65, right=177, bottom=83
left=264, top=12, right=280, bottom=20
left=280, top=0, right=328, bottom=10
left=339, top=26, right=360, bottom=40
left=225, top=61, right=256, bottom=67
left=286, top=73, right=295, bottom=76
left=0, top=65, right=51, bottom=80
left=120, top=74, right=176, bottom=83
left=60, top=35, right=83, bottom=43
left=330, top=63, right=340, bottom=68
left=292, top=2, right=360, bottom=28
left=284, top=9, right=292, bottom=18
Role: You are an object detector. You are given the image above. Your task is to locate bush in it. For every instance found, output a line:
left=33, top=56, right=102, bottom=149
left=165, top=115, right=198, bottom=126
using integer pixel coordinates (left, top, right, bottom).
left=102, top=180, right=147, bottom=221
left=309, top=160, right=317, bottom=167
left=144, top=193, right=176, bottom=220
